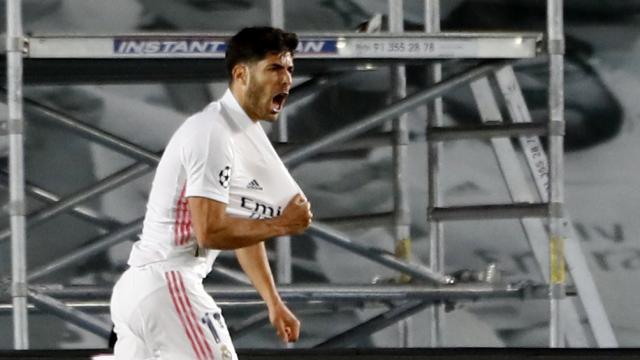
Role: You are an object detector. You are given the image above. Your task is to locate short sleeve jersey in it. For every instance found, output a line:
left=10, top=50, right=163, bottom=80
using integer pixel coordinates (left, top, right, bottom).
left=127, top=89, right=302, bottom=278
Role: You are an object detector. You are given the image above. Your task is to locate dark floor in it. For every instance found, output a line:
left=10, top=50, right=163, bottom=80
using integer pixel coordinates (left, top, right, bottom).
left=1, top=348, right=640, bottom=360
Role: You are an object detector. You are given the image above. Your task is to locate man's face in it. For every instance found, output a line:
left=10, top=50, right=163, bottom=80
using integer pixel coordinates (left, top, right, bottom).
left=243, top=51, right=294, bottom=122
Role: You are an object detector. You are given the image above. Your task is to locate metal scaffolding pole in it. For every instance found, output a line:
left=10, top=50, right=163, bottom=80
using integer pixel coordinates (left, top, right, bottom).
left=428, top=122, right=548, bottom=140
left=424, top=0, right=445, bottom=347
left=26, top=283, right=549, bottom=303
left=27, top=290, right=111, bottom=339
left=431, top=203, right=549, bottom=221
left=271, top=0, right=292, bottom=289
left=6, top=0, right=28, bottom=349
left=389, top=0, right=413, bottom=347
left=308, top=222, right=452, bottom=285
left=547, top=0, right=566, bottom=348
left=316, top=301, right=428, bottom=348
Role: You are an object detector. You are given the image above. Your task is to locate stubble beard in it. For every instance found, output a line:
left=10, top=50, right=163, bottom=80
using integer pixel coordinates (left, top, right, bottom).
left=245, top=75, right=279, bottom=122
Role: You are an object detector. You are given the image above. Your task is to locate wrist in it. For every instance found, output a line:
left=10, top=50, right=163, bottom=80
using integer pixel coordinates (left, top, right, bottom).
left=269, top=217, right=289, bottom=237
left=266, top=294, right=284, bottom=310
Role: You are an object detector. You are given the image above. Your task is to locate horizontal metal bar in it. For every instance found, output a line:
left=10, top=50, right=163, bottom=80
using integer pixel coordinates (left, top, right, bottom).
left=430, top=203, right=549, bottom=221
left=428, top=122, right=547, bottom=141
left=27, top=289, right=111, bottom=339
left=282, top=61, right=508, bottom=168
left=0, top=300, right=390, bottom=316
left=315, top=301, right=429, bottom=348
left=0, top=301, right=274, bottom=315
left=308, top=222, right=454, bottom=285
left=24, top=283, right=549, bottom=303
left=27, top=32, right=541, bottom=60
left=27, top=31, right=543, bottom=40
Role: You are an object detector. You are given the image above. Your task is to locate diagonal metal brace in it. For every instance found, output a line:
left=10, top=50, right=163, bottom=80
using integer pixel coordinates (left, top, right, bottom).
left=308, top=222, right=453, bottom=285
left=27, top=289, right=112, bottom=339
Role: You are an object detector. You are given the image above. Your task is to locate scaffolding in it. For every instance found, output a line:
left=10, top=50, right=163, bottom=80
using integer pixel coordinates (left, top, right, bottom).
left=3, top=0, right=618, bottom=350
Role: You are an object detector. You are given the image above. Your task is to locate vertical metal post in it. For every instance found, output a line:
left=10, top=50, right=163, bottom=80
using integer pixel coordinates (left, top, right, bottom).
left=547, top=0, right=566, bottom=348
left=270, top=0, right=285, bottom=29
left=276, top=235, right=292, bottom=284
left=424, top=0, right=444, bottom=348
left=6, top=0, right=28, bottom=349
left=270, top=0, right=286, bottom=146
left=271, top=2, right=294, bottom=349
left=270, top=0, right=292, bottom=304
left=389, top=0, right=412, bottom=347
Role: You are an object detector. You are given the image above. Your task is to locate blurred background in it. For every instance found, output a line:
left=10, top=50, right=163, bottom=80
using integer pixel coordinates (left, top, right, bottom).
left=0, top=0, right=639, bottom=350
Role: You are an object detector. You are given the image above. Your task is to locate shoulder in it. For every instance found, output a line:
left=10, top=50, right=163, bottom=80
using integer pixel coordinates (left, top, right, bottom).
left=181, top=101, right=233, bottom=137
left=175, top=101, right=236, bottom=159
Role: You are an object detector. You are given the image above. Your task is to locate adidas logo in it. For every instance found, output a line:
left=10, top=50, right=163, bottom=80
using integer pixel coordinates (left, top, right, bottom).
left=246, top=179, right=263, bottom=191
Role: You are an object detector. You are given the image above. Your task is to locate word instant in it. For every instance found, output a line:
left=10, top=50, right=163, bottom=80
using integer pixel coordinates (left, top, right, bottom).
left=114, top=39, right=226, bottom=55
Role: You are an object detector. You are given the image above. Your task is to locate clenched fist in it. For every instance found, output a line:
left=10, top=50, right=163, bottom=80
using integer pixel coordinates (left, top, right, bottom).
left=278, top=193, right=312, bottom=235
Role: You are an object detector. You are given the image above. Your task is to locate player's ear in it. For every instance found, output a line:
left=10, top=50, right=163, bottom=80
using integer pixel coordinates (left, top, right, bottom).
left=232, top=64, right=248, bottom=86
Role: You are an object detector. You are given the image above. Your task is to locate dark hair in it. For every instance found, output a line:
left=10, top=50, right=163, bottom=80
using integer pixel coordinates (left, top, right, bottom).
left=225, top=27, right=299, bottom=78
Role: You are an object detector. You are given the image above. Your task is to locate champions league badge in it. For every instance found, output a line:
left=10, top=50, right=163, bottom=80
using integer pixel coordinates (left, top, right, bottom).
left=218, top=166, right=231, bottom=189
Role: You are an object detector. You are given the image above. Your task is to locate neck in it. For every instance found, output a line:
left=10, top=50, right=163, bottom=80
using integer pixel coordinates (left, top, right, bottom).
left=230, top=83, right=259, bottom=122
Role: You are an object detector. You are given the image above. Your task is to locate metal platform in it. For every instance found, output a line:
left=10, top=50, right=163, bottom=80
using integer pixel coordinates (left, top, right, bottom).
left=0, top=32, right=541, bottom=83
left=25, top=32, right=541, bottom=59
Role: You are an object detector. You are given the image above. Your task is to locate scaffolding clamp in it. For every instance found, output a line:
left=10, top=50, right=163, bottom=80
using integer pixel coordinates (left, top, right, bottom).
left=549, top=202, right=563, bottom=218
left=395, top=238, right=412, bottom=284
left=547, top=39, right=565, bottom=55
left=5, top=36, right=25, bottom=53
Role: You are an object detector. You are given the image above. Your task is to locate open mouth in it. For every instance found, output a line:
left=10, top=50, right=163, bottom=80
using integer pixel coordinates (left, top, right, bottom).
left=271, top=92, right=289, bottom=113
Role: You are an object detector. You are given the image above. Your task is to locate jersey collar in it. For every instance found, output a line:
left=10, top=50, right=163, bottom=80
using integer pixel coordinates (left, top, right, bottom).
left=220, top=89, right=256, bottom=131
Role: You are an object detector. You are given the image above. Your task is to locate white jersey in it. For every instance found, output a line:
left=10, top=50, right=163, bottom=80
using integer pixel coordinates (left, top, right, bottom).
left=128, top=89, right=302, bottom=278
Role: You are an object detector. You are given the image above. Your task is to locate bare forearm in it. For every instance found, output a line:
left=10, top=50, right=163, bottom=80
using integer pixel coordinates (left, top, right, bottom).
left=202, top=216, right=287, bottom=250
left=188, top=195, right=311, bottom=250
left=235, top=243, right=282, bottom=308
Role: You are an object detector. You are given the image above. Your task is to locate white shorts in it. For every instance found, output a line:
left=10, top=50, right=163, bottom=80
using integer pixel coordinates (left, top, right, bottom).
left=110, top=264, right=238, bottom=360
